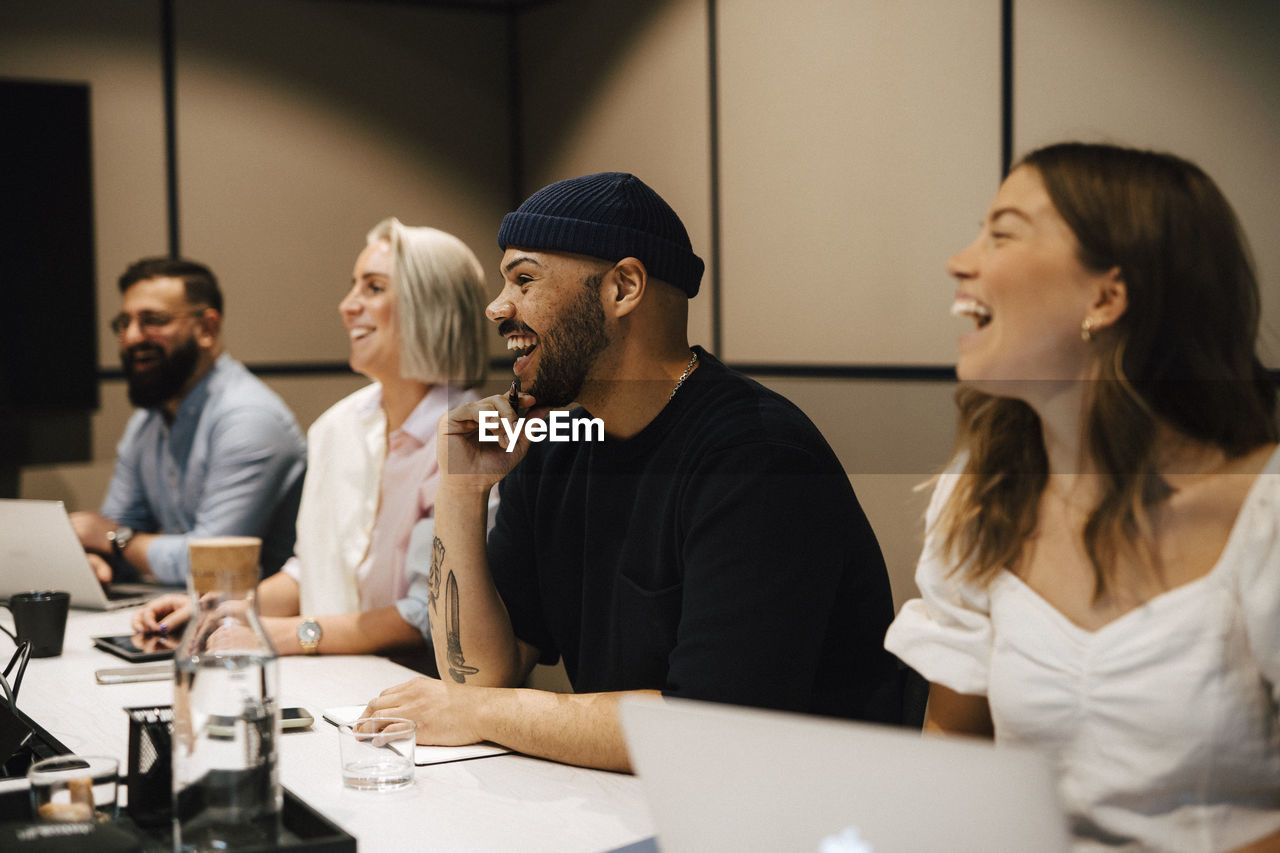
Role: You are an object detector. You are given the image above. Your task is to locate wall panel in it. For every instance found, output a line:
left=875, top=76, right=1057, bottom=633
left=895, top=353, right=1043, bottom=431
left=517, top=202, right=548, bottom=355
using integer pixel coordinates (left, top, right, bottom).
left=517, top=0, right=714, bottom=351
left=174, top=0, right=512, bottom=365
left=0, top=0, right=168, bottom=369
left=1015, top=0, right=1280, bottom=365
left=718, top=0, right=1003, bottom=366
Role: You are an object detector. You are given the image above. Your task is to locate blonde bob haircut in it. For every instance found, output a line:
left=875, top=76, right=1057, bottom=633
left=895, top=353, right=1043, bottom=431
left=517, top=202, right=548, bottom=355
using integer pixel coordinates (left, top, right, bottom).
left=367, top=217, right=489, bottom=389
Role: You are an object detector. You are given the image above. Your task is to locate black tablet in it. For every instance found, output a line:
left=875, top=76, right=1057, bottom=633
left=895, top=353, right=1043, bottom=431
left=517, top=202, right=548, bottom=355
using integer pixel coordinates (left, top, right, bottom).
left=91, top=633, right=177, bottom=663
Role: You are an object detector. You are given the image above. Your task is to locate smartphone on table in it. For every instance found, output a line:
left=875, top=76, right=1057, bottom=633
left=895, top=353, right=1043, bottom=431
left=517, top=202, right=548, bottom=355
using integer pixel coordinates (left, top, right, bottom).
left=94, top=662, right=174, bottom=684
left=92, top=633, right=178, bottom=663
left=206, top=708, right=314, bottom=738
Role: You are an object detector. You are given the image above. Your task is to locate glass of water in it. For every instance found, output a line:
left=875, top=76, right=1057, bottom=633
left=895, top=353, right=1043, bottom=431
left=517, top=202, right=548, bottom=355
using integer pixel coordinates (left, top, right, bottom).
left=28, top=755, right=119, bottom=822
left=339, top=717, right=416, bottom=791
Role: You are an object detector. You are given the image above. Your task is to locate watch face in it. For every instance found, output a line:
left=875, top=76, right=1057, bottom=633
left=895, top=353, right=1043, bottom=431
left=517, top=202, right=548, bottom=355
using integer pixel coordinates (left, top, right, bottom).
left=298, top=621, right=321, bottom=644
left=108, top=526, right=134, bottom=552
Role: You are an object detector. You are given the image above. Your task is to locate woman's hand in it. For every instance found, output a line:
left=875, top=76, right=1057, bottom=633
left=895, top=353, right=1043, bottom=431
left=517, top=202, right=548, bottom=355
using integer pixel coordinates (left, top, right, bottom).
left=131, top=593, right=191, bottom=636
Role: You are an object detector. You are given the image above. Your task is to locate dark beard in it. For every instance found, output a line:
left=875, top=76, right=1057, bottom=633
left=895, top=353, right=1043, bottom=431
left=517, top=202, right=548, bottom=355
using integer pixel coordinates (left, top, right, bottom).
left=123, top=336, right=200, bottom=409
left=527, top=273, right=608, bottom=408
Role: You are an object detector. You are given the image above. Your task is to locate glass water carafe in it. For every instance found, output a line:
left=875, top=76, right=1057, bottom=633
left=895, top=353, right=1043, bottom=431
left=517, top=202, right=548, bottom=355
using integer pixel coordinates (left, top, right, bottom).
left=172, top=536, right=281, bottom=852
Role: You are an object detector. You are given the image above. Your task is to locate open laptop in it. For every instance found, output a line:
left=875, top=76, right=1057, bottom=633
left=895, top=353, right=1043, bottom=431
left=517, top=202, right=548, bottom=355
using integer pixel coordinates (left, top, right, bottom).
left=0, top=499, right=168, bottom=610
left=619, top=696, right=1069, bottom=853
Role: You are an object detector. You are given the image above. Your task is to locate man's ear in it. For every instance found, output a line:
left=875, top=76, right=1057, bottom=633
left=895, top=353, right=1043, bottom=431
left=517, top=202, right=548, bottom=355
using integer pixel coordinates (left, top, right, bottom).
left=606, top=258, right=647, bottom=319
left=1088, top=267, right=1127, bottom=332
left=193, top=308, right=221, bottom=347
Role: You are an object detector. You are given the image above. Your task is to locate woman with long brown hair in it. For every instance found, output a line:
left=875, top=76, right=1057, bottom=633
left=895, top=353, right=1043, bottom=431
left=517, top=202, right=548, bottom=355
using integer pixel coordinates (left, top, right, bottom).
left=886, top=142, right=1280, bottom=851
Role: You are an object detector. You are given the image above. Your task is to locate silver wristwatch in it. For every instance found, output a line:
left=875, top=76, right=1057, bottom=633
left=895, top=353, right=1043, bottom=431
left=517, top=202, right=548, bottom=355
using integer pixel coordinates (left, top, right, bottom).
left=297, top=618, right=322, bottom=655
left=106, top=525, right=135, bottom=556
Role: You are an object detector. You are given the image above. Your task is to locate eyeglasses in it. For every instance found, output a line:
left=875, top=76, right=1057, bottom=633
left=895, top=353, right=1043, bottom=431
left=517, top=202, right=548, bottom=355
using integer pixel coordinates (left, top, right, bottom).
left=109, top=309, right=204, bottom=336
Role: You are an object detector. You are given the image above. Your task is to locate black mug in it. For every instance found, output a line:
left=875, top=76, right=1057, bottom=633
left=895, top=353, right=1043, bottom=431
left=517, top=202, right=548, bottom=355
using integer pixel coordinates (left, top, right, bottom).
left=2, top=591, right=71, bottom=658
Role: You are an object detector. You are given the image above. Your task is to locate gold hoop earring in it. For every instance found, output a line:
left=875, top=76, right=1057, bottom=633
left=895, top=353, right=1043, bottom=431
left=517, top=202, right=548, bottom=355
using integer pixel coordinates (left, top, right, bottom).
left=1081, top=318, right=1095, bottom=342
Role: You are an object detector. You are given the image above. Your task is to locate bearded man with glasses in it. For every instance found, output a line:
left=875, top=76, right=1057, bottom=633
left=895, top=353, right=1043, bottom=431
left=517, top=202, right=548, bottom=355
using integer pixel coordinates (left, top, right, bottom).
left=70, top=257, right=306, bottom=586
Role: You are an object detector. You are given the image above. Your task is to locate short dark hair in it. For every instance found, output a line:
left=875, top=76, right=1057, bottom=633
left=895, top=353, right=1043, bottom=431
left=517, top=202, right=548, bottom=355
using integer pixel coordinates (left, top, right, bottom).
left=118, top=256, right=223, bottom=315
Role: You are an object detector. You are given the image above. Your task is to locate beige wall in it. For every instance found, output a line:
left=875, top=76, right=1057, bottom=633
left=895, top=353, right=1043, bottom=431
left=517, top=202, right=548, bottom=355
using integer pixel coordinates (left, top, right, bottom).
left=173, top=0, right=512, bottom=365
left=10, top=0, right=1280, bottom=612
left=11, top=0, right=511, bottom=519
left=1014, top=0, right=1280, bottom=365
left=518, top=0, right=715, bottom=349
left=718, top=0, right=1002, bottom=366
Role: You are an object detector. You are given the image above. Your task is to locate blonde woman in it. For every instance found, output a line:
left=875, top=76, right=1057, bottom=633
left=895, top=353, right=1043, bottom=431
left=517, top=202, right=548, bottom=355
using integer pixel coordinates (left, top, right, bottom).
left=886, top=143, right=1279, bottom=851
left=134, top=219, right=492, bottom=660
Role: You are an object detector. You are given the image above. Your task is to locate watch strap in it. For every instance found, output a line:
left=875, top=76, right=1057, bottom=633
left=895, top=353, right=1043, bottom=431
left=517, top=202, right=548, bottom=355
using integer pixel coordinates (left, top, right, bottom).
left=297, top=617, right=322, bottom=655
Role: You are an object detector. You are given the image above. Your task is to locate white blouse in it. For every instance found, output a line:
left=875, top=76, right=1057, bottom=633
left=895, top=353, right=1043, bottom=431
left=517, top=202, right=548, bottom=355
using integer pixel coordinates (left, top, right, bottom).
left=885, top=447, right=1280, bottom=853
left=281, top=383, right=460, bottom=615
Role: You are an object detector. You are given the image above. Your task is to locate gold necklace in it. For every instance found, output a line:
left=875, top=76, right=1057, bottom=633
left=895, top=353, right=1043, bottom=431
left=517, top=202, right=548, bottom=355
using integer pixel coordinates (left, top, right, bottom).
left=669, top=350, right=699, bottom=401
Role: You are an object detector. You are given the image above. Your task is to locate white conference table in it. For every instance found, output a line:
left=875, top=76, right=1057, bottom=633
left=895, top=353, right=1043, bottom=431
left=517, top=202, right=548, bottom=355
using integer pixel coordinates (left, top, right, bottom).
left=1, top=608, right=656, bottom=852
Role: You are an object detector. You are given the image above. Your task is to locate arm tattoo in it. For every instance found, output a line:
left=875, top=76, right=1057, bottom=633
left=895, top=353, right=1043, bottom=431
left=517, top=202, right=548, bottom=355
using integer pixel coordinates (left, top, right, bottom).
left=445, top=570, right=479, bottom=683
left=427, top=536, right=445, bottom=614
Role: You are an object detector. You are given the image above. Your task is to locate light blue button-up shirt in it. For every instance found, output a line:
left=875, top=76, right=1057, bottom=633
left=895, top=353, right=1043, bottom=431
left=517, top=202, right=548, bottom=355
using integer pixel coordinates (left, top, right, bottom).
left=101, top=353, right=307, bottom=584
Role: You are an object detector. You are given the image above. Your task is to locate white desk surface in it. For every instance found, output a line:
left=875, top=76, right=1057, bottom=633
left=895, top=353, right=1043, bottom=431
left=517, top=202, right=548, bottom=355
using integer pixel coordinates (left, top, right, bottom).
left=2, top=608, right=656, bottom=852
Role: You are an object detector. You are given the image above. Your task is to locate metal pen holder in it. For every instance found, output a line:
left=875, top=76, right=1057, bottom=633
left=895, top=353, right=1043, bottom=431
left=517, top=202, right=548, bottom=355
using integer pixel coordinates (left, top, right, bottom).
left=125, top=705, right=173, bottom=828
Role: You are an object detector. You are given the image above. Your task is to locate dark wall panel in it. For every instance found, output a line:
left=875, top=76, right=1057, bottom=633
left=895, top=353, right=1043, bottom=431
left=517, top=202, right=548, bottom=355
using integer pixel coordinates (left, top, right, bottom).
left=0, top=79, right=98, bottom=417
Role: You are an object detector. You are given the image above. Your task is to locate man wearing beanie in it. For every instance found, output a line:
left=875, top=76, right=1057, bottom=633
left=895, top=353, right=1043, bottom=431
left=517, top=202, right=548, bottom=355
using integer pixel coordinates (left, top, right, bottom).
left=365, top=172, right=901, bottom=771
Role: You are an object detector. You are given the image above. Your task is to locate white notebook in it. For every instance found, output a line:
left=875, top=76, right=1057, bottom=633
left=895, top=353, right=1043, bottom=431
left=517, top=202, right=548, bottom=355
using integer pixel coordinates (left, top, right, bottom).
left=322, top=705, right=509, bottom=766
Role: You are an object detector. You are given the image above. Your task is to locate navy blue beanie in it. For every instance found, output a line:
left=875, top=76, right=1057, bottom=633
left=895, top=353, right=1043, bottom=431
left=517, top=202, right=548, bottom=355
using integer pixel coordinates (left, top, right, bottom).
left=497, top=172, right=705, bottom=298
